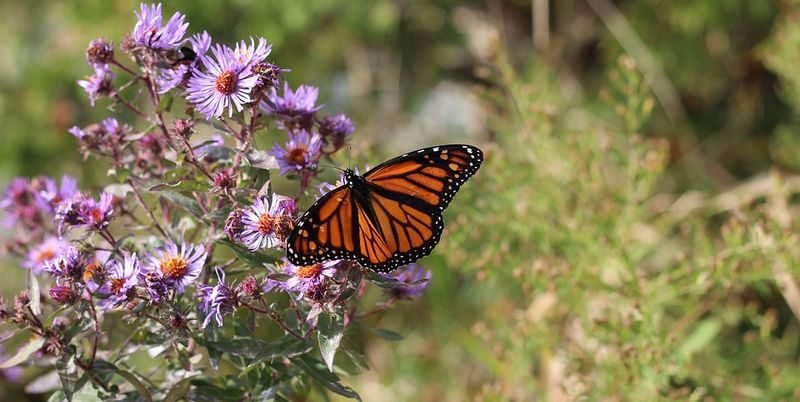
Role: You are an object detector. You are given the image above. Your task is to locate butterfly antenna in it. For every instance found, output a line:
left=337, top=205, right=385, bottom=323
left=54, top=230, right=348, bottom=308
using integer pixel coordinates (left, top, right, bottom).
left=348, top=146, right=352, bottom=169
left=317, top=163, right=344, bottom=172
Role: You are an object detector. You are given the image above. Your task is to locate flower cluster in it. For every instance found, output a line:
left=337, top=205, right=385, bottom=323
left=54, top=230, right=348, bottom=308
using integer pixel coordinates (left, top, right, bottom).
left=0, top=3, right=433, bottom=400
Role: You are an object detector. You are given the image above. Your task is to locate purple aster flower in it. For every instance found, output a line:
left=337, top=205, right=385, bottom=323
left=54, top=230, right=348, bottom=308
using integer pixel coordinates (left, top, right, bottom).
left=25, top=237, right=70, bottom=273
left=77, top=192, right=114, bottom=230
left=37, top=175, right=78, bottom=214
left=54, top=193, right=85, bottom=232
left=385, top=264, right=432, bottom=299
left=240, top=195, right=297, bottom=251
left=270, top=129, right=323, bottom=175
left=232, top=37, right=272, bottom=69
left=261, top=82, right=323, bottom=129
left=132, top=3, right=188, bottom=51
left=197, top=267, right=239, bottom=329
left=158, top=31, right=212, bottom=93
left=101, top=117, right=128, bottom=137
left=86, top=38, right=113, bottom=67
left=186, top=44, right=259, bottom=119
left=262, top=273, right=287, bottom=294
left=144, top=242, right=207, bottom=293
left=97, top=253, right=140, bottom=309
left=44, top=246, right=86, bottom=282
left=0, top=178, right=31, bottom=211
left=0, top=177, right=44, bottom=228
left=49, top=285, right=77, bottom=305
left=78, top=65, right=114, bottom=106
left=283, top=259, right=341, bottom=294
left=318, top=114, right=355, bottom=150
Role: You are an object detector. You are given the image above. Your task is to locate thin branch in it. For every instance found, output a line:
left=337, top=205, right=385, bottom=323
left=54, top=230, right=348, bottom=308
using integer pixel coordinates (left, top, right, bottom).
left=127, top=178, right=172, bottom=241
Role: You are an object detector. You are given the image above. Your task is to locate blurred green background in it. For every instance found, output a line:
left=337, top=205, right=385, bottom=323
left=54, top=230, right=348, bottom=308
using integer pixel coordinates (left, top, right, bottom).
left=6, top=0, right=800, bottom=400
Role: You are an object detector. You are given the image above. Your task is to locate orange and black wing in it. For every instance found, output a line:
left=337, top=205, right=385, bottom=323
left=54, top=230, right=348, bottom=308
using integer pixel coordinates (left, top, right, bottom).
left=287, top=144, right=483, bottom=273
left=354, top=144, right=483, bottom=271
left=287, top=186, right=359, bottom=267
left=364, top=144, right=483, bottom=213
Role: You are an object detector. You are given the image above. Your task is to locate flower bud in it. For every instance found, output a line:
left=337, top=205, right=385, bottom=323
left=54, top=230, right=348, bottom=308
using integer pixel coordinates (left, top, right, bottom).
left=49, top=285, right=77, bottom=305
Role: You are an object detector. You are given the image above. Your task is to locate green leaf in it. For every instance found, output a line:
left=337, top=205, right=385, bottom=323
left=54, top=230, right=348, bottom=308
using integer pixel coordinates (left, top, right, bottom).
left=196, top=142, right=233, bottom=161
left=203, top=335, right=308, bottom=361
left=244, top=166, right=271, bottom=194
left=163, top=377, right=193, bottom=402
left=367, top=327, right=404, bottom=341
left=340, top=345, right=370, bottom=374
left=218, top=239, right=280, bottom=267
left=188, top=378, right=245, bottom=401
left=44, top=306, right=69, bottom=327
left=115, top=369, right=153, bottom=402
left=156, top=92, right=174, bottom=113
left=150, top=180, right=211, bottom=192
left=25, top=370, right=61, bottom=394
left=318, top=313, right=345, bottom=372
left=88, top=360, right=117, bottom=388
left=29, top=270, right=41, bottom=316
left=56, top=347, right=79, bottom=401
left=47, top=390, right=68, bottom=402
left=245, top=150, right=279, bottom=170
left=244, top=335, right=310, bottom=372
left=291, top=355, right=361, bottom=401
left=0, top=336, right=45, bottom=369
left=677, top=318, right=722, bottom=361
left=69, top=384, right=101, bottom=402
left=158, top=191, right=205, bottom=219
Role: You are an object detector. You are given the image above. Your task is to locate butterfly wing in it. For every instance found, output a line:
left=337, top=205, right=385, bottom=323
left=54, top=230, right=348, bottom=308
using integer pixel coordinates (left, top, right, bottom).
left=364, top=144, right=483, bottom=212
left=286, top=181, right=447, bottom=272
left=286, top=144, right=483, bottom=272
left=287, top=186, right=358, bottom=267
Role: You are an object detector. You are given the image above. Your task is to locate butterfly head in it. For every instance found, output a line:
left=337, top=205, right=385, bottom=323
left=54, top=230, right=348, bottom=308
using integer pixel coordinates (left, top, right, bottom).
left=342, top=168, right=358, bottom=188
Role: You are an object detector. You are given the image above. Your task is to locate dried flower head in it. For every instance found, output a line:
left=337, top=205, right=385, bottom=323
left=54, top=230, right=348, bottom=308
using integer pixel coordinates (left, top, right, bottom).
left=86, top=38, right=114, bottom=66
left=224, top=208, right=245, bottom=241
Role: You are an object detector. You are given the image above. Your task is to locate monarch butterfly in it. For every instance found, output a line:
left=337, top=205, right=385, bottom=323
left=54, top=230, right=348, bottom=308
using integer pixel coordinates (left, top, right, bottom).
left=287, top=144, right=483, bottom=273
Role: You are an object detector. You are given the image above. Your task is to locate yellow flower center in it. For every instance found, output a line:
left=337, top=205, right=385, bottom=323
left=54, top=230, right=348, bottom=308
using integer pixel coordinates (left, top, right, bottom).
left=296, top=264, right=322, bottom=279
left=215, top=71, right=236, bottom=95
left=257, top=213, right=275, bottom=234
left=160, top=256, right=188, bottom=279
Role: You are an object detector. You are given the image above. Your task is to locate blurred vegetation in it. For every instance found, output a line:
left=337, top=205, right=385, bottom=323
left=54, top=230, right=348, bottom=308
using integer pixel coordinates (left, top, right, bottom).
left=5, top=0, right=800, bottom=400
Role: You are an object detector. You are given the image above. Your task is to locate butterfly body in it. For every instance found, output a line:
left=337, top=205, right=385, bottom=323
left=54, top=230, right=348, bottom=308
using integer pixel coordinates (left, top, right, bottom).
left=287, top=144, right=483, bottom=273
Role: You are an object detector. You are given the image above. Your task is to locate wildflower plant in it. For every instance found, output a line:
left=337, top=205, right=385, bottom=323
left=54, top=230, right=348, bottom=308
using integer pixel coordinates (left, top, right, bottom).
left=0, top=4, right=432, bottom=400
